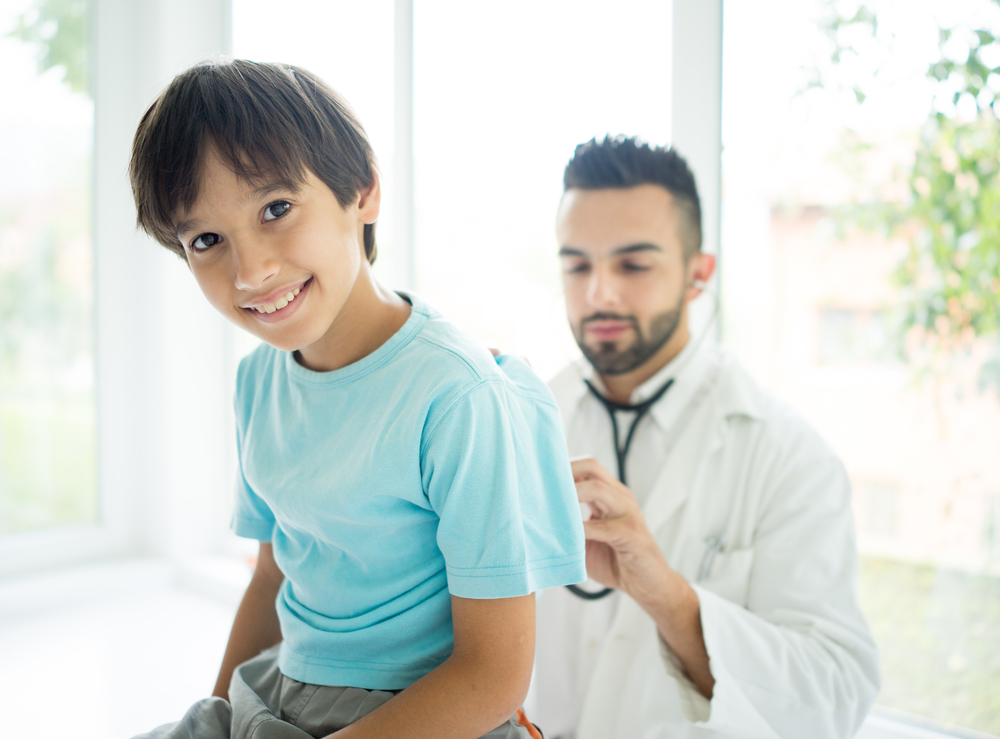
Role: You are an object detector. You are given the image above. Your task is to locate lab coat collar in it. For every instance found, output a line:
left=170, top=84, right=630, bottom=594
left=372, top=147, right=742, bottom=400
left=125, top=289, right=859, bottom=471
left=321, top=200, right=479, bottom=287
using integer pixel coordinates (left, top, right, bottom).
left=572, top=335, right=698, bottom=402
left=570, top=337, right=765, bottom=430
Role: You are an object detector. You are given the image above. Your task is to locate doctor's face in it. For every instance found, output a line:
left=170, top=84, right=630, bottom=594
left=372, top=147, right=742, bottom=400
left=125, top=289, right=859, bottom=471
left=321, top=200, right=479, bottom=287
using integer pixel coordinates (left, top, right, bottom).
left=557, top=185, right=695, bottom=377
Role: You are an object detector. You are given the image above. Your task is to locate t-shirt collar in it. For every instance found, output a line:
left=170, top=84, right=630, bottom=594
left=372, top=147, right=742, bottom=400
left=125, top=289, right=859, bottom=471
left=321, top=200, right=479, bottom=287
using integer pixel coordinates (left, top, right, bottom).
left=283, top=291, right=428, bottom=386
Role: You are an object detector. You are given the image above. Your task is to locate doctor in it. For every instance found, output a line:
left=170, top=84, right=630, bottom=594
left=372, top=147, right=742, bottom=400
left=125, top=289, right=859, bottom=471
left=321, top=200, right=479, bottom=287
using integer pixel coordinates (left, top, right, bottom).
left=532, top=136, right=880, bottom=739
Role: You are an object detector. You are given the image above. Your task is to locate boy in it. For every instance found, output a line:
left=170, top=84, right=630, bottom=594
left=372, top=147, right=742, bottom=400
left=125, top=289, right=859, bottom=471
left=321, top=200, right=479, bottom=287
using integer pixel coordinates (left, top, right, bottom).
left=129, top=59, right=586, bottom=739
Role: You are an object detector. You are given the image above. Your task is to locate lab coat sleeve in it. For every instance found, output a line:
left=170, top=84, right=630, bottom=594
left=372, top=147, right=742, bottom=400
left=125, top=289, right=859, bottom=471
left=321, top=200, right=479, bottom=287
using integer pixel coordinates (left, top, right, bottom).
left=660, top=419, right=881, bottom=739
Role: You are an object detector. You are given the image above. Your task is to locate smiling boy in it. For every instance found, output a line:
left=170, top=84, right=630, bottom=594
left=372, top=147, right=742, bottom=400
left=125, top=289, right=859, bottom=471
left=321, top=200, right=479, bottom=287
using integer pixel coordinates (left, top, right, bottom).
left=129, top=59, right=586, bottom=739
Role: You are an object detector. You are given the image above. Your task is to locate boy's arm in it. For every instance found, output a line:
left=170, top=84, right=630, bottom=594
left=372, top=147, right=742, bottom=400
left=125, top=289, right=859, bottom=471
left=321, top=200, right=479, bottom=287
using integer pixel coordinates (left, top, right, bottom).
left=212, top=542, right=284, bottom=700
left=327, top=593, right=535, bottom=739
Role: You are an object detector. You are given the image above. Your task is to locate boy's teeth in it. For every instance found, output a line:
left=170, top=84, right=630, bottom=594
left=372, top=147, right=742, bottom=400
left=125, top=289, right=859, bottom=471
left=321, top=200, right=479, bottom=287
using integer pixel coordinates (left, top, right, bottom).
left=254, top=286, right=302, bottom=314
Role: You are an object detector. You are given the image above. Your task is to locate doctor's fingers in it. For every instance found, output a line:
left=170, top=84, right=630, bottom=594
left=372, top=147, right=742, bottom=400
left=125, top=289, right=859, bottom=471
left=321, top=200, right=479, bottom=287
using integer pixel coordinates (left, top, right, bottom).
left=582, top=513, right=650, bottom=550
left=570, top=456, right=620, bottom=485
left=575, top=477, right=639, bottom=519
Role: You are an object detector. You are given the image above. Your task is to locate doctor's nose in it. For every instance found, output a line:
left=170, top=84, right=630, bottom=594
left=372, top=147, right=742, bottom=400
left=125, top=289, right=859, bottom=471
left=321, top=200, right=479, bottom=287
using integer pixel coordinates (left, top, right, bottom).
left=232, top=236, right=279, bottom=291
left=585, top=266, right=622, bottom=310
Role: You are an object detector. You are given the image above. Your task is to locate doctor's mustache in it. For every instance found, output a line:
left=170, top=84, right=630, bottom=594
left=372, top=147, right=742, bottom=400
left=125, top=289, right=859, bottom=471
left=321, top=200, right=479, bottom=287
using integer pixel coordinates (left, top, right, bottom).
left=580, top=313, right=640, bottom=328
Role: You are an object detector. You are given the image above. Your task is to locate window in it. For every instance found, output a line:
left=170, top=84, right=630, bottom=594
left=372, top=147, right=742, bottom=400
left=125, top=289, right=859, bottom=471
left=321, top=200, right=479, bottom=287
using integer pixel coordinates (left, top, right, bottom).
left=412, top=0, right=673, bottom=381
left=722, top=0, right=1000, bottom=734
left=0, top=0, right=96, bottom=536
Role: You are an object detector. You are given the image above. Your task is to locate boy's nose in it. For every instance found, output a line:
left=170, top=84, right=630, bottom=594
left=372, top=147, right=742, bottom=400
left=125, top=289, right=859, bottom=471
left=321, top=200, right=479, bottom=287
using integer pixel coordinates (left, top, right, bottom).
left=232, top=238, right=280, bottom=290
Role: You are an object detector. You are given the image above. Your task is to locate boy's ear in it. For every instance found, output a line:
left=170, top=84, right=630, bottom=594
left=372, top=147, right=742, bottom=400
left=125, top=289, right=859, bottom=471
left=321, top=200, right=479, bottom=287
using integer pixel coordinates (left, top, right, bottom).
left=357, top=172, right=381, bottom=225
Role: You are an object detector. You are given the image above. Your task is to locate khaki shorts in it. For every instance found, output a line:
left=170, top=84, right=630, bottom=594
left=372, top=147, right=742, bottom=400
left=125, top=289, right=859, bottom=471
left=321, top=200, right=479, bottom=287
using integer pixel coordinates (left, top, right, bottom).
left=134, top=644, right=539, bottom=739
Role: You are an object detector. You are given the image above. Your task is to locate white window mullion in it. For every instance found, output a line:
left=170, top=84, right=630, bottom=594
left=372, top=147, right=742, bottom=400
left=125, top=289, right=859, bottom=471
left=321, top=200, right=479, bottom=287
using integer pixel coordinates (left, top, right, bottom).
left=393, top=0, right=416, bottom=293
left=671, top=0, right=723, bottom=340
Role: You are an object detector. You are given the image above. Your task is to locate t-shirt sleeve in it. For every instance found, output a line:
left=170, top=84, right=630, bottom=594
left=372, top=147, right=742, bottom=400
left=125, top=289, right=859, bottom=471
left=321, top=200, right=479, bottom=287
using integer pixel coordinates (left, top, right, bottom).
left=421, top=357, right=587, bottom=599
left=231, top=464, right=276, bottom=541
left=230, top=381, right=276, bottom=543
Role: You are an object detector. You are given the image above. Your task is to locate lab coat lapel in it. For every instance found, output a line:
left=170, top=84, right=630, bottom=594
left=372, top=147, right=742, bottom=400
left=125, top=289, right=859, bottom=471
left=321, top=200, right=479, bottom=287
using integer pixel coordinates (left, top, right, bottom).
left=642, top=359, right=728, bottom=537
left=578, top=397, right=729, bottom=739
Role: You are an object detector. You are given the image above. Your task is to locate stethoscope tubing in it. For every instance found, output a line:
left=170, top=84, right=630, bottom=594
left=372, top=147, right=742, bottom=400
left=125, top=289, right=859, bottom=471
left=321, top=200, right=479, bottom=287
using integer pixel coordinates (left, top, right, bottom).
left=564, top=283, right=720, bottom=602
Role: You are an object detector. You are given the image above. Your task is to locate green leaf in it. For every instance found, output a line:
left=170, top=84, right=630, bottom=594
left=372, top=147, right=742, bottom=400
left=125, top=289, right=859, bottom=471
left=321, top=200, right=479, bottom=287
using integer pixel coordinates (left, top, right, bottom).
left=5, top=0, right=88, bottom=96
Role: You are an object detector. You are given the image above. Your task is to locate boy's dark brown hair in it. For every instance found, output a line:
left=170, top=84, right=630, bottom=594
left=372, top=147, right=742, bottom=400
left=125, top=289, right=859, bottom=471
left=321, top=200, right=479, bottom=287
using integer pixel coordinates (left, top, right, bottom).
left=130, top=58, right=379, bottom=263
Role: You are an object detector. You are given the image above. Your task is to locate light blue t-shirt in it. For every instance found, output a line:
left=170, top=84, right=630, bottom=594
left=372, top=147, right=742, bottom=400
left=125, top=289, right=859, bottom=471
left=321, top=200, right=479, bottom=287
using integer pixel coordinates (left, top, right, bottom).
left=232, top=293, right=586, bottom=690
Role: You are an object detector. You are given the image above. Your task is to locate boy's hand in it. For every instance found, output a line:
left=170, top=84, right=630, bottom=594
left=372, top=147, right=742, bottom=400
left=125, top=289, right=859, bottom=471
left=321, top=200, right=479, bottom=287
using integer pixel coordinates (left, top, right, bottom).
left=212, top=542, right=284, bottom=700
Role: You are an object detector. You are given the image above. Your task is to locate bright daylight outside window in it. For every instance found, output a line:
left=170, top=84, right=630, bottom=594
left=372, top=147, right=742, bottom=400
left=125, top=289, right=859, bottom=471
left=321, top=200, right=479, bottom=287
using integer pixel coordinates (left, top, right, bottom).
left=723, top=1, right=1000, bottom=734
left=413, top=0, right=672, bottom=381
left=0, top=0, right=96, bottom=537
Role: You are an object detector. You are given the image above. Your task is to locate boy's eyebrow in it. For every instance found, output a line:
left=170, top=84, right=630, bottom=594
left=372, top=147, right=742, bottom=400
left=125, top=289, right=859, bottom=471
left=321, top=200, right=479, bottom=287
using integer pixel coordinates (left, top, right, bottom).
left=245, top=178, right=301, bottom=205
left=558, top=243, right=663, bottom=257
left=176, top=218, right=205, bottom=239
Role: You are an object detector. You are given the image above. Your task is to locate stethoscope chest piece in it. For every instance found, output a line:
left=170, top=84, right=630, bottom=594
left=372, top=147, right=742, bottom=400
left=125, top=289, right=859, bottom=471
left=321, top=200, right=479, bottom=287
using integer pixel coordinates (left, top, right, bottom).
left=565, top=376, right=676, bottom=602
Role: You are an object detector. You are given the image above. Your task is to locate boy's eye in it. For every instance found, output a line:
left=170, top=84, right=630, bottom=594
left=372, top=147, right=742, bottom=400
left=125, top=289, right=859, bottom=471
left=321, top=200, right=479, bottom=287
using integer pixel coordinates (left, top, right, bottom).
left=191, top=233, right=221, bottom=251
left=563, top=261, right=591, bottom=275
left=263, top=201, right=291, bottom=222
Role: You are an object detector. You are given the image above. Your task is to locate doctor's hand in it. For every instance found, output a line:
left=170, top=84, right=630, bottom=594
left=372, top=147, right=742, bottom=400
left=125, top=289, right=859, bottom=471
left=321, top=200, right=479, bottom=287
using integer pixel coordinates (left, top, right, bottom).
left=572, top=456, right=675, bottom=610
left=572, top=456, right=715, bottom=699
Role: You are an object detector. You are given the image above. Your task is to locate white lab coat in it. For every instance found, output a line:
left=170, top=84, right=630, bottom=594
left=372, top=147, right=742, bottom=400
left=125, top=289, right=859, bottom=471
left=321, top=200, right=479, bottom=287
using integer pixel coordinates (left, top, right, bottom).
left=533, top=340, right=880, bottom=739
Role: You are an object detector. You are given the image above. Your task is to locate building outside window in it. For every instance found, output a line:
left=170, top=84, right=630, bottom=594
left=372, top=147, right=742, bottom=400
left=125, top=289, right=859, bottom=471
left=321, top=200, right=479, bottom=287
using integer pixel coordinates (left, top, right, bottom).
left=722, top=0, right=1000, bottom=733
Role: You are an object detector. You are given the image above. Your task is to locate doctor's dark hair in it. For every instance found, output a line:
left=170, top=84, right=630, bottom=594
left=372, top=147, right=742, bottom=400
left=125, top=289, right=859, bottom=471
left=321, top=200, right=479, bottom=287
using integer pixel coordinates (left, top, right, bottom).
left=130, top=58, right=379, bottom=263
left=563, top=135, right=702, bottom=259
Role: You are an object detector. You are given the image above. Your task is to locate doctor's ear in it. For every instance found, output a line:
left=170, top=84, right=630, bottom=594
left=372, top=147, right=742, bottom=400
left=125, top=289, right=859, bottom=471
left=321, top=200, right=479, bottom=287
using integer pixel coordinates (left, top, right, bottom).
left=686, top=252, right=716, bottom=296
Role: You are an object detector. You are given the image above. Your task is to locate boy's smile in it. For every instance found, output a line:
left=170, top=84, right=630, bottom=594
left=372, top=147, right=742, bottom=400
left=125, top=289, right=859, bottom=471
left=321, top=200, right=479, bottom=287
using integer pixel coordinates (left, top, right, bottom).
left=242, top=278, right=309, bottom=322
left=175, top=147, right=408, bottom=371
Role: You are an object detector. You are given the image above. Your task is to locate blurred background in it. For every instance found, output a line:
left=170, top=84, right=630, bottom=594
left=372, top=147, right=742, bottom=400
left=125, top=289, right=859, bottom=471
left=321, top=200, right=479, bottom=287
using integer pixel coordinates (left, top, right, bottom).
left=0, top=0, right=997, bottom=736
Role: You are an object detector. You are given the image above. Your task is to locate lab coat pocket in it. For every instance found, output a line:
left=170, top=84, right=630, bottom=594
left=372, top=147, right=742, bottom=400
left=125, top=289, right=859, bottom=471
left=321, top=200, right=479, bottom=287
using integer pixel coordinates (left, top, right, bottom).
left=698, top=547, right=755, bottom=606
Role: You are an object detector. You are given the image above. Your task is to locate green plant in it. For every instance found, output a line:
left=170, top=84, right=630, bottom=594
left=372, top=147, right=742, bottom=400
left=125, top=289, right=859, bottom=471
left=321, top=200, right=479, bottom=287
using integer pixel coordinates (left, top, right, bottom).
left=814, top=1, right=1000, bottom=391
left=6, top=0, right=88, bottom=95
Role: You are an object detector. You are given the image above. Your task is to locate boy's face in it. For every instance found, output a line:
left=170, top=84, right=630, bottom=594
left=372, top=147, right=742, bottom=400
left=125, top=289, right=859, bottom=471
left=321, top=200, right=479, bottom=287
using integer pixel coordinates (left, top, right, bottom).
left=175, top=148, right=378, bottom=359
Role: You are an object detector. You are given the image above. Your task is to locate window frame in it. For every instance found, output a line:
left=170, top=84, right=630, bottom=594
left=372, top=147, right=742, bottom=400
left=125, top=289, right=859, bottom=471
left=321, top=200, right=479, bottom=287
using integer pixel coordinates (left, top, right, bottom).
left=0, top=0, right=235, bottom=576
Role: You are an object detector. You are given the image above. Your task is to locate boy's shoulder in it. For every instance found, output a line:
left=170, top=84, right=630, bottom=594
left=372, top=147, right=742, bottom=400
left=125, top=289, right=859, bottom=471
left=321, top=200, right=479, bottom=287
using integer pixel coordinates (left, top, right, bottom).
left=408, top=296, right=556, bottom=408
left=231, top=293, right=556, bottom=412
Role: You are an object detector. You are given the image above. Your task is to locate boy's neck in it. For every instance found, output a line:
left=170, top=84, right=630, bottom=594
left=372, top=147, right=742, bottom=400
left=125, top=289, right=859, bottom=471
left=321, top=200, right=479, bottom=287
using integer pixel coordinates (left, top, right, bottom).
left=295, top=268, right=411, bottom=373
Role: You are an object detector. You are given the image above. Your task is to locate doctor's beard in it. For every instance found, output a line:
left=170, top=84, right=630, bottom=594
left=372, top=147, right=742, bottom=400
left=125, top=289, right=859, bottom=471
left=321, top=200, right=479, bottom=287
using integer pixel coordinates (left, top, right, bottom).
left=575, top=302, right=683, bottom=376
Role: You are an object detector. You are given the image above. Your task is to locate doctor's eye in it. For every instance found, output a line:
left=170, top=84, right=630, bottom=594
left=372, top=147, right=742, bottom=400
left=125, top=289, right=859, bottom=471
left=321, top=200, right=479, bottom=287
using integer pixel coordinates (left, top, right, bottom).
left=263, top=201, right=291, bottom=222
left=191, top=233, right=221, bottom=251
left=621, top=262, right=651, bottom=273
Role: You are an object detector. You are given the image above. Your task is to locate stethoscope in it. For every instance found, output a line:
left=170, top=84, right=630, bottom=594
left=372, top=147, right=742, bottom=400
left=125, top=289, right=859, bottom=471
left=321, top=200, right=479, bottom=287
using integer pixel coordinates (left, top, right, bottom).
left=565, top=279, right=718, bottom=601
